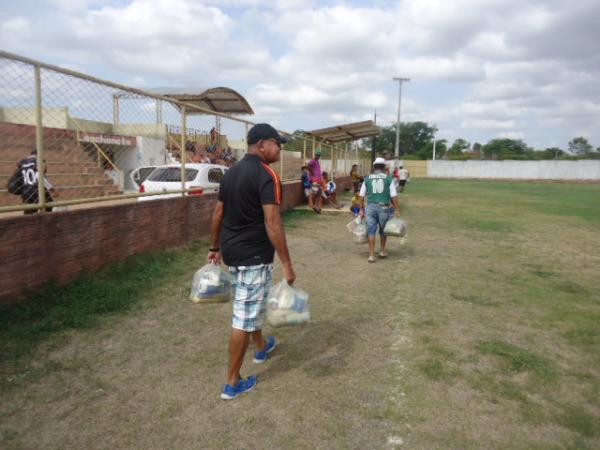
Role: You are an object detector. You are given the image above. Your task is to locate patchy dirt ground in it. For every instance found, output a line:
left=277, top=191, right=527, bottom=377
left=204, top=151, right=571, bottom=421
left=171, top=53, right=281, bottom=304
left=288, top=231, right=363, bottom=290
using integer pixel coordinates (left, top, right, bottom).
left=0, top=206, right=410, bottom=450
left=1, top=181, right=599, bottom=450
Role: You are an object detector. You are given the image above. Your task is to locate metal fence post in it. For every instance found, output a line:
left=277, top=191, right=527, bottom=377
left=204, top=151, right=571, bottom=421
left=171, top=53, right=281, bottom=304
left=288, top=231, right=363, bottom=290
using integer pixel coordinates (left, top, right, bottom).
left=180, top=105, right=187, bottom=196
left=34, top=64, right=46, bottom=214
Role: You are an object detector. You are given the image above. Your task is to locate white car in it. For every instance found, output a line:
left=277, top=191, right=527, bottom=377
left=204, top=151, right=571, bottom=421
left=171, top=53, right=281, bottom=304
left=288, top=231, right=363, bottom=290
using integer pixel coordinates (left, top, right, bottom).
left=138, top=163, right=228, bottom=201
left=130, top=165, right=158, bottom=190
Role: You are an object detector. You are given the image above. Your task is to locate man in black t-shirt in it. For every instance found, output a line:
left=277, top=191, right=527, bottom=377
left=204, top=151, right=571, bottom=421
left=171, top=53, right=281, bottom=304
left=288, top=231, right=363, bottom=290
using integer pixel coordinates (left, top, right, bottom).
left=14, top=149, right=56, bottom=214
left=208, top=123, right=296, bottom=400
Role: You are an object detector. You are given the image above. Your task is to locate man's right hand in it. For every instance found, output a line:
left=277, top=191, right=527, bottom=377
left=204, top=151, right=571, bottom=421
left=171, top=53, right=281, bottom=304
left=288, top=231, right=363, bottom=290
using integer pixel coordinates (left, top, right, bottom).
left=282, top=262, right=296, bottom=285
left=207, top=250, right=221, bottom=265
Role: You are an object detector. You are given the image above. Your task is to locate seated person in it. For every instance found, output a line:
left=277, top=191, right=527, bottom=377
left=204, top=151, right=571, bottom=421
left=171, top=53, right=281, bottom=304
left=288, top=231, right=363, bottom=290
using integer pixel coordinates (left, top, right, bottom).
left=321, top=172, right=343, bottom=209
left=350, top=189, right=361, bottom=216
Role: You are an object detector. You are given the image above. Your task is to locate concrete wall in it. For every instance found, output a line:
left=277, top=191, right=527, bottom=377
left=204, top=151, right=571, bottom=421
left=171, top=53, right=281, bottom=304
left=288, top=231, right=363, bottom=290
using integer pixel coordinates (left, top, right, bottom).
left=1, top=107, right=69, bottom=129
left=120, top=136, right=171, bottom=191
left=115, top=123, right=167, bottom=140
left=67, top=117, right=113, bottom=134
left=428, top=160, right=600, bottom=180
left=0, top=178, right=320, bottom=306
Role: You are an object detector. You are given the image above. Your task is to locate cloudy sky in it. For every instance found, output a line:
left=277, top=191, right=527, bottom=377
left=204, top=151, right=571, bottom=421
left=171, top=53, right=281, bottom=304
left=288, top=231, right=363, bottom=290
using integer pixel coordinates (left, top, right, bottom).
left=1, top=0, right=599, bottom=150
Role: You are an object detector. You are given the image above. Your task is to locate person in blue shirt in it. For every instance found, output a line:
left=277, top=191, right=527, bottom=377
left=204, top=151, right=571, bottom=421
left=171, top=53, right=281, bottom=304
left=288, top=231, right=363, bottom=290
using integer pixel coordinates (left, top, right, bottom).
left=301, top=165, right=313, bottom=209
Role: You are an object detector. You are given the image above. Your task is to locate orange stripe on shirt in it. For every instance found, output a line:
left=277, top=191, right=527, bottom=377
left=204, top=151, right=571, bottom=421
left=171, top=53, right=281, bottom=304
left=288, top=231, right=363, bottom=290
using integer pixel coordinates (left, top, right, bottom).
left=261, top=162, right=282, bottom=204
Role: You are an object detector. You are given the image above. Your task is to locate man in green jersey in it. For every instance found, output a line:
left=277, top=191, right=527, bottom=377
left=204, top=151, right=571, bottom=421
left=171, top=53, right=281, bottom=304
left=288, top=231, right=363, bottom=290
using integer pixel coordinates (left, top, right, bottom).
left=359, top=157, right=400, bottom=262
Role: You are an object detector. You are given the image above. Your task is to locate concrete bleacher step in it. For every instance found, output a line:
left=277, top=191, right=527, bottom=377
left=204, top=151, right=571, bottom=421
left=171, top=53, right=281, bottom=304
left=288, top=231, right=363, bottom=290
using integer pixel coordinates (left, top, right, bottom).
left=0, top=184, right=122, bottom=203
left=0, top=122, right=124, bottom=207
left=0, top=173, right=115, bottom=187
left=0, top=148, right=95, bottom=163
left=0, top=161, right=102, bottom=176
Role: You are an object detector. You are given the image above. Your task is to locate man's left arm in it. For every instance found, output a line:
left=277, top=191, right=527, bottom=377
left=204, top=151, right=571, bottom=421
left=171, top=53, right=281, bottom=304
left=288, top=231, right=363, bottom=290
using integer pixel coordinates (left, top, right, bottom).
left=263, top=204, right=296, bottom=285
left=207, top=200, right=224, bottom=264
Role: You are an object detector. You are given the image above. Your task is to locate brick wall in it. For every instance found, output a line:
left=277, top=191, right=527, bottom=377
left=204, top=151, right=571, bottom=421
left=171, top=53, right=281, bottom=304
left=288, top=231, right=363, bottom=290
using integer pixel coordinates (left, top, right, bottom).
left=0, top=178, right=357, bottom=306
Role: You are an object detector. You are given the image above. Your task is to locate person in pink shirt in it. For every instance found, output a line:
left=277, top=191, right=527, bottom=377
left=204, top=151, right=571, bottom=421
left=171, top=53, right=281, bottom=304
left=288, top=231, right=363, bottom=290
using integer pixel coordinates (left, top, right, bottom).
left=307, top=148, right=323, bottom=213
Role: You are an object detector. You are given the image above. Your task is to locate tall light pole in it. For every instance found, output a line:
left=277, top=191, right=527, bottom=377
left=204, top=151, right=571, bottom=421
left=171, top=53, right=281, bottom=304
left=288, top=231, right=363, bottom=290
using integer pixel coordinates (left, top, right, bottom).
left=392, top=77, right=410, bottom=159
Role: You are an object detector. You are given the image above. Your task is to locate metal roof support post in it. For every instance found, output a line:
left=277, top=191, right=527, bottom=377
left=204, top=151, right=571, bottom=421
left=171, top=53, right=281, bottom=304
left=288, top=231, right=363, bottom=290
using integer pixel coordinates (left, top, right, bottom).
left=113, top=95, right=120, bottom=127
left=303, top=139, right=307, bottom=162
left=180, top=105, right=187, bottom=196
left=345, top=142, right=349, bottom=178
left=332, top=144, right=336, bottom=180
left=34, top=64, right=46, bottom=214
left=156, top=99, right=162, bottom=124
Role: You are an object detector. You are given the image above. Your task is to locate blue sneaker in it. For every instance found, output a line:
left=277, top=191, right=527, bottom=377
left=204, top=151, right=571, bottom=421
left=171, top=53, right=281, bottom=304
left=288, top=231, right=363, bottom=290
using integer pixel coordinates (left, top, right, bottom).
left=220, top=375, right=257, bottom=400
left=253, top=336, right=276, bottom=364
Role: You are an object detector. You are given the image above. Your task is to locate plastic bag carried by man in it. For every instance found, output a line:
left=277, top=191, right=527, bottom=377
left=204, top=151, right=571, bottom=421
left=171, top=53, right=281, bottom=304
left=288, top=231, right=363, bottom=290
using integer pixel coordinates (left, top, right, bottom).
left=267, top=280, right=310, bottom=327
left=190, top=263, right=232, bottom=303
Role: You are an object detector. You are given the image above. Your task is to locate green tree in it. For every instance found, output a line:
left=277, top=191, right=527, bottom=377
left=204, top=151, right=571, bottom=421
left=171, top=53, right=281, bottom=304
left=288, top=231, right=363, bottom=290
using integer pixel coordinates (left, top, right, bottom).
left=568, top=137, right=593, bottom=156
left=482, top=139, right=530, bottom=160
left=372, top=125, right=396, bottom=156
left=448, top=138, right=470, bottom=156
left=368, top=121, right=437, bottom=159
left=400, top=121, right=437, bottom=158
left=436, top=139, right=448, bottom=157
left=536, top=147, right=565, bottom=160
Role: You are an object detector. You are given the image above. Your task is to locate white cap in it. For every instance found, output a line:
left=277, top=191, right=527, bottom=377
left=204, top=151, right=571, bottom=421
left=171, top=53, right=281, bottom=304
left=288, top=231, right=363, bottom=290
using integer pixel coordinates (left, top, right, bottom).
left=373, top=157, right=387, bottom=166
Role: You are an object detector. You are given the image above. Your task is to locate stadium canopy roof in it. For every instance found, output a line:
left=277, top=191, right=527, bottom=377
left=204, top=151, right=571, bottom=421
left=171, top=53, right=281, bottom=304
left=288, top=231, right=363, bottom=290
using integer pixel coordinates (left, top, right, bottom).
left=306, top=120, right=380, bottom=143
left=118, top=87, right=254, bottom=115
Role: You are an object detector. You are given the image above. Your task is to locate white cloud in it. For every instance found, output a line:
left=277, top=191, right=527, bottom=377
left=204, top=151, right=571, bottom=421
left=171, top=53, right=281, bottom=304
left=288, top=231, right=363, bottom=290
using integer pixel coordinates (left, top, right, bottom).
left=0, top=0, right=599, bottom=148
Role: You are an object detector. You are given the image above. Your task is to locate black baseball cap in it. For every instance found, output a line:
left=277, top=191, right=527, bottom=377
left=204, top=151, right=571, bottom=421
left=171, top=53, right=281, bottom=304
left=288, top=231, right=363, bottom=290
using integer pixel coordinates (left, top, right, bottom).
left=247, top=123, right=289, bottom=145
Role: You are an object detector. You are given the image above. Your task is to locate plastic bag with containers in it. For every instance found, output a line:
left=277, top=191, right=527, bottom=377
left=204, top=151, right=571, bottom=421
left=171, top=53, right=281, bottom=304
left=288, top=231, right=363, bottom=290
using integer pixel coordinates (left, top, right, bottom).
left=267, top=280, right=310, bottom=327
left=190, top=263, right=232, bottom=303
left=346, top=216, right=362, bottom=233
left=353, top=220, right=368, bottom=244
left=383, top=217, right=407, bottom=237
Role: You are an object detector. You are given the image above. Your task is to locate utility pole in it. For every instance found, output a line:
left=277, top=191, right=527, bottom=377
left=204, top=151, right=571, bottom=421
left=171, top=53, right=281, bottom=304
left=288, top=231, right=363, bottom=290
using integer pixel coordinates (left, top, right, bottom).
left=371, top=109, right=377, bottom=166
left=392, top=77, right=410, bottom=159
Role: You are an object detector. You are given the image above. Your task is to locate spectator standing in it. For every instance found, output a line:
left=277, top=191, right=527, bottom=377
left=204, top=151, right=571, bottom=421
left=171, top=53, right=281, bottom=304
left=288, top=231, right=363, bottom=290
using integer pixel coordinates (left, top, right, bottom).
left=208, top=123, right=296, bottom=401
left=350, top=164, right=363, bottom=192
left=210, top=126, right=218, bottom=145
left=301, top=164, right=313, bottom=209
left=307, top=148, right=323, bottom=213
left=14, top=149, right=57, bottom=214
left=398, top=166, right=410, bottom=192
left=359, top=157, right=400, bottom=262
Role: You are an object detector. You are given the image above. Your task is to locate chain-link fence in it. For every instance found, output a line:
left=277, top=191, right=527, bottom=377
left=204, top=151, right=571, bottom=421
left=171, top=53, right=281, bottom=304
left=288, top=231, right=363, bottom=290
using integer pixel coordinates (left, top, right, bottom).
left=1, top=51, right=370, bottom=215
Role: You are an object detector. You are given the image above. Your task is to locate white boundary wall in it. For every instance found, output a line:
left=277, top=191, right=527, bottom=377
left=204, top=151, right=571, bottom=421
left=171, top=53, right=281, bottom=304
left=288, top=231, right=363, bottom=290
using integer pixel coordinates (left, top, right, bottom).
left=428, top=160, right=600, bottom=180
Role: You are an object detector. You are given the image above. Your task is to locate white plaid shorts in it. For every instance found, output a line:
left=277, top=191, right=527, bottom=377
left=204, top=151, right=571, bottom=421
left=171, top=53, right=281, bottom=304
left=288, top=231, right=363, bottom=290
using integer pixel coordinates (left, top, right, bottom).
left=228, top=263, right=273, bottom=332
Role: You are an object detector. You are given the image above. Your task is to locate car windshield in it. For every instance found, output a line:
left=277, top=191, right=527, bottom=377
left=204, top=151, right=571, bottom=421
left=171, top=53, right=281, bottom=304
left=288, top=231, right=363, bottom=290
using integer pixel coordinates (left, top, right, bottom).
left=147, top=168, right=198, bottom=182
left=207, top=168, right=225, bottom=183
left=134, top=167, right=157, bottom=185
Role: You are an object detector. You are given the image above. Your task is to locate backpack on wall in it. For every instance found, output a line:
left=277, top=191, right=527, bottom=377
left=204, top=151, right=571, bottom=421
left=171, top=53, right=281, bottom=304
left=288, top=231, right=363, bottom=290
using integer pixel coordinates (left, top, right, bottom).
left=7, top=169, right=23, bottom=195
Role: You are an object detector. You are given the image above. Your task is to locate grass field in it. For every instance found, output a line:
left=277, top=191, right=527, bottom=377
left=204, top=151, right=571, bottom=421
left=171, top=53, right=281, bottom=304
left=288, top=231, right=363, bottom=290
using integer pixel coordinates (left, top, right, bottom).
left=0, top=179, right=598, bottom=449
